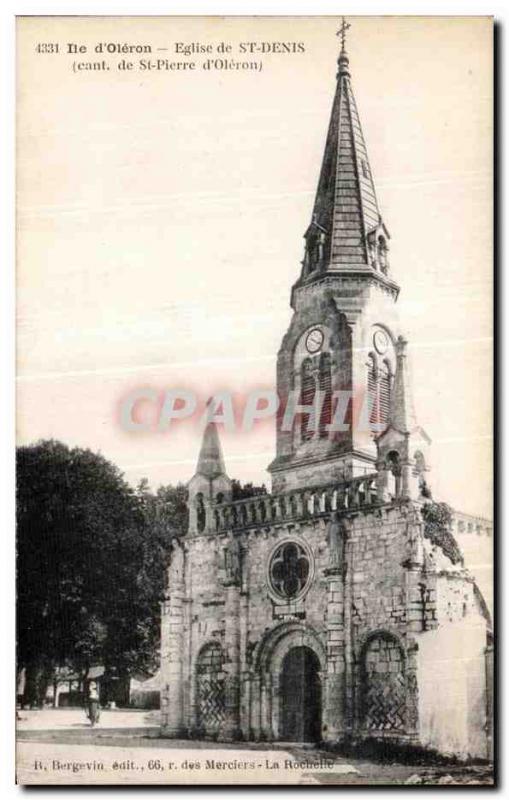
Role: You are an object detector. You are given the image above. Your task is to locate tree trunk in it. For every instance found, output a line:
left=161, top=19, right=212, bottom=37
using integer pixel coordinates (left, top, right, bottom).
left=23, top=662, right=43, bottom=708
left=36, top=662, right=54, bottom=707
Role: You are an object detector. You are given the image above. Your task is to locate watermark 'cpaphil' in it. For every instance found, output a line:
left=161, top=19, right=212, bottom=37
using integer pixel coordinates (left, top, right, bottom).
left=118, top=388, right=386, bottom=436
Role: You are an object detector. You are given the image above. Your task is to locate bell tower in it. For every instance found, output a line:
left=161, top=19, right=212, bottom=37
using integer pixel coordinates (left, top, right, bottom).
left=269, top=22, right=409, bottom=493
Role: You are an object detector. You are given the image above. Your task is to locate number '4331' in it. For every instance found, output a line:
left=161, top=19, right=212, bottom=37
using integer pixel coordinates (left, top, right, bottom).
left=36, top=43, right=59, bottom=53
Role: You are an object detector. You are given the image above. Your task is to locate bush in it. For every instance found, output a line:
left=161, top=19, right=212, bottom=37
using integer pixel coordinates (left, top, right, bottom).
left=421, top=502, right=463, bottom=565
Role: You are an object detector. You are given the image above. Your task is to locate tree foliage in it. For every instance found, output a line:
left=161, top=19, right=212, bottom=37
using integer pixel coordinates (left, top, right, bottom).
left=17, top=439, right=266, bottom=706
left=16, top=440, right=187, bottom=705
left=231, top=479, right=267, bottom=500
left=421, top=501, right=463, bottom=565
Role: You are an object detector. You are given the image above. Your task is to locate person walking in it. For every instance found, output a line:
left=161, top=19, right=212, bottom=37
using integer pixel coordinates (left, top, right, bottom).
left=86, top=681, right=100, bottom=727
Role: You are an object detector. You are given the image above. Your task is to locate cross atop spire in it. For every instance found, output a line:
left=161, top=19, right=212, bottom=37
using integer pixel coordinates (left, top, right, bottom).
left=336, top=16, right=351, bottom=54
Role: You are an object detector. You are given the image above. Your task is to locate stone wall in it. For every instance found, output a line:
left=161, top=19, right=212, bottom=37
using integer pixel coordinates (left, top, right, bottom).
left=417, top=620, right=489, bottom=759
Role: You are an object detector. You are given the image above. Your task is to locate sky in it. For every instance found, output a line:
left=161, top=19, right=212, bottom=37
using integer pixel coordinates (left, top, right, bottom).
left=17, top=16, right=493, bottom=519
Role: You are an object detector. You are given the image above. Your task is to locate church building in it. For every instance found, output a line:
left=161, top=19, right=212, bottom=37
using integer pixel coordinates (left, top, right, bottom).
left=160, top=30, right=492, bottom=759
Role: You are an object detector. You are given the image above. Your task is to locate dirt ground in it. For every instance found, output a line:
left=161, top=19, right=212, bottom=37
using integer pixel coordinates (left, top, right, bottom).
left=16, top=708, right=495, bottom=786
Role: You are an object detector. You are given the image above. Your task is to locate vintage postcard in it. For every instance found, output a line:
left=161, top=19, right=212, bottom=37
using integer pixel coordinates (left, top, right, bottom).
left=16, top=15, right=494, bottom=785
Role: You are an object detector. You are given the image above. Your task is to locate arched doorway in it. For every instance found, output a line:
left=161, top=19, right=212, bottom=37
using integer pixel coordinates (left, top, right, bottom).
left=280, top=646, right=321, bottom=742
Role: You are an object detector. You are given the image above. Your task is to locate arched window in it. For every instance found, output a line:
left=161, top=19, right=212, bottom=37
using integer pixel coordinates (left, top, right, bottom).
left=196, top=643, right=225, bottom=735
left=367, top=353, right=392, bottom=430
left=367, top=353, right=379, bottom=427
left=362, top=633, right=406, bottom=733
left=304, top=233, right=318, bottom=274
left=387, top=451, right=402, bottom=497
left=304, top=229, right=326, bottom=274
left=196, top=493, right=206, bottom=532
left=307, top=237, right=316, bottom=273
left=379, top=360, right=392, bottom=426
left=300, top=358, right=315, bottom=442
left=319, top=352, right=332, bottom=438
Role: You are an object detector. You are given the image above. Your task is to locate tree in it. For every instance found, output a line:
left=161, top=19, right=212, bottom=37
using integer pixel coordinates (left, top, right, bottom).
left=16, top=440, right=184, bottom=705
left=231, top=479, right=267, bottom=500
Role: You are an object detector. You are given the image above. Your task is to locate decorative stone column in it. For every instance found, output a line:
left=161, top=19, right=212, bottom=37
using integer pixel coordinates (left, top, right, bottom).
left=160, top=539, right=186, bottom=737
left=323, top=564, right=346, bottom=744
left=376, top=457, right=390, bottom=502
left=238, top=547, right=250, bottom=740
left=323, top=513, right=348, bottom=744
left=251, top=674, right=262, bottom=741
left=219, top=533, right=241, bottom=741
left=260, top=673, right=273, bottom=741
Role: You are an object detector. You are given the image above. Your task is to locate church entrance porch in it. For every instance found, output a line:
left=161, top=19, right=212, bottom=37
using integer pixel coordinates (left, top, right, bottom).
left=250, top=622, right=327, bottom=744
left=280, top=646, right=321, bottom=742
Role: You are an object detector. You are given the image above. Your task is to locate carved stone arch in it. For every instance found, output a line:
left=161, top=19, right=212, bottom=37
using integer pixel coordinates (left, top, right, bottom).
left=356, top=627, right=407, bottom=664
left=254, top=621, right=327, bottom=675
left=370, top=321, right=396, bottom=345
left=252, top=621, right=326, bottom=742
left=368, top=324, right=397, bottom=374
left=387, top=449, right=402, bottom=474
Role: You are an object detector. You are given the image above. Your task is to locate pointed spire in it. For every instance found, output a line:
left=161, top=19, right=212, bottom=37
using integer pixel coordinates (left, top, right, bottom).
left=301, top=20, right=392, bottom=278
left=389, top=337, right=418, bottom=433
left=195, top=422, right=227, bottom=479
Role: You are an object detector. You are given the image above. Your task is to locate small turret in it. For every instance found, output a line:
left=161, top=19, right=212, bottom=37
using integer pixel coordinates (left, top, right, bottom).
left=376, top=336, right=431, bottom=500
left=188, top=422, right=231, bottom=535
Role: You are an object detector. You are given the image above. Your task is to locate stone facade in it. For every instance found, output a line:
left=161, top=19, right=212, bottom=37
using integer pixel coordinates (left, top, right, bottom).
left=159, top=38, right=492, bottom=759
left=161, top=479, right=491, bottom=756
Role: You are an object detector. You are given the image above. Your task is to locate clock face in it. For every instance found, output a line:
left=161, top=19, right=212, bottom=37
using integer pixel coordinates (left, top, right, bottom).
left=305, top=328, right=324, bottom=354
left=373, top=329, right=389, bottom=355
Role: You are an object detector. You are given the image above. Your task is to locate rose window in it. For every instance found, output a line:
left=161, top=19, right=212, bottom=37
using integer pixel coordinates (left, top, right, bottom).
left=269, top=542, right=310, bottom=600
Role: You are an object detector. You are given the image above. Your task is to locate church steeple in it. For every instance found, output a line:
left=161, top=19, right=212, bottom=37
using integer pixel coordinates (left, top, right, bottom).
left=188, top=421, right=232, bottom=535
left=270, top=21, right=407, bottom=490
left=300, top=20, right=395, bottom=284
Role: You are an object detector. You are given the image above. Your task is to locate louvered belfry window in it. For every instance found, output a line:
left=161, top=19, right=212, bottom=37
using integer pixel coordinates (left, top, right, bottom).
left=300, top=358, right=315, bottom=442
left=379, top=361, right=392, bottom=426
left=319, top=352, right=333, bottom=438
left=367, top=355, right=379, bottom=426
left=367, top=354, right=392, bottom=429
